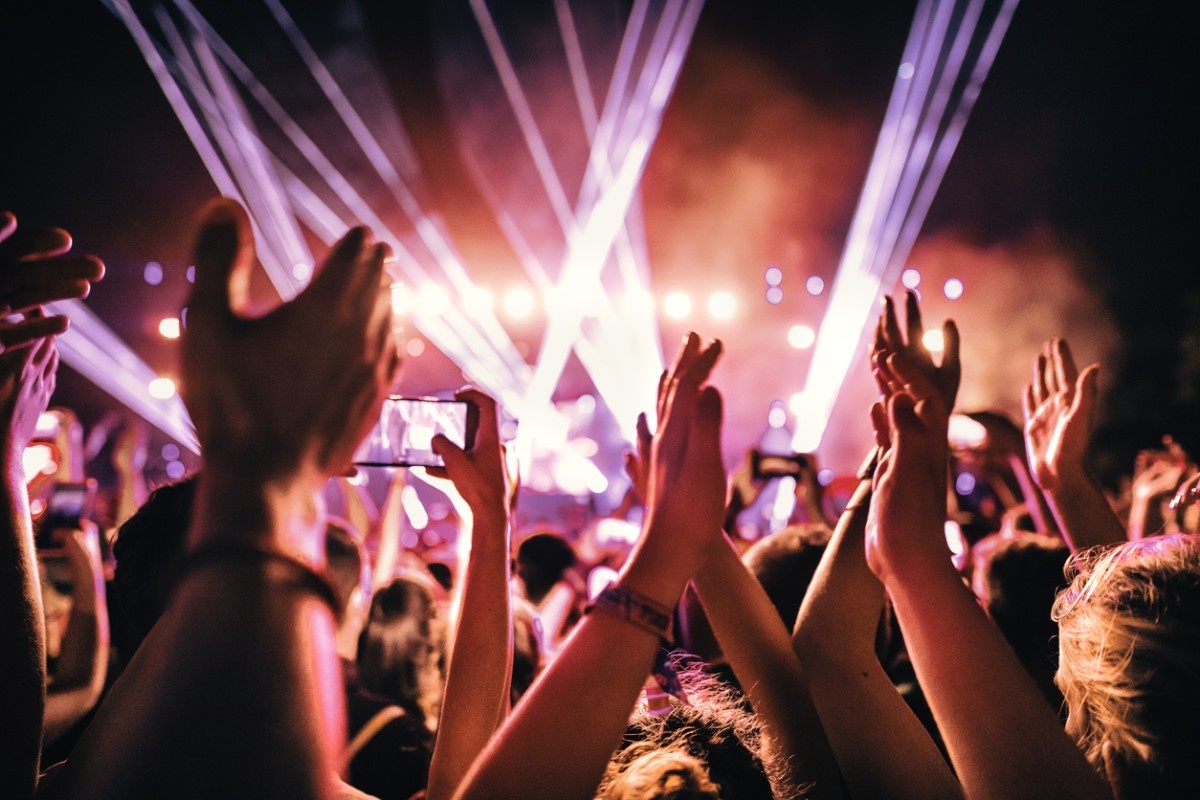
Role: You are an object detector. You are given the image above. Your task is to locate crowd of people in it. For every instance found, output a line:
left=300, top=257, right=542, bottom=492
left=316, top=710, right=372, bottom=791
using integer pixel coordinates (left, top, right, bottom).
left=2, top=199, right=1198, bottom=799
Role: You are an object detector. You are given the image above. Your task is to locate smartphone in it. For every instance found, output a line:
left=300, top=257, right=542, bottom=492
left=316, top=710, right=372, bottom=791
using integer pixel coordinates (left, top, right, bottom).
left=751, top=451, right=814, bottom=481
left=354, top=396, right=479, bottom=468
left=36, top=480, right=96, bottom=550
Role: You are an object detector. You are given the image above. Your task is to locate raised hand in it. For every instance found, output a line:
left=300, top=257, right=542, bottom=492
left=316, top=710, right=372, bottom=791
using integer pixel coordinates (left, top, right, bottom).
left=0, top=337, right=58, bottom=462
left=428, top=389, right=510, bottom=525
left=0, top=211, right=105, bottom=354
left=875, top=290, right=961, bottom=412
left=182, top=199, right=400, bottom=491
left=1021, top=338, right=1098, bottom=491
left=864, top=352, right=950, bottom=585
left=638, top=334, right=726, bottom=582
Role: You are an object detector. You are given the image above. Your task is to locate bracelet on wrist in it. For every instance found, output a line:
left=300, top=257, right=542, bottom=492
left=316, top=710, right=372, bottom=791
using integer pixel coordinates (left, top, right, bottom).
left=173, top=543, right=343, bottom=619
left=585, top=583, right=673, bottom=639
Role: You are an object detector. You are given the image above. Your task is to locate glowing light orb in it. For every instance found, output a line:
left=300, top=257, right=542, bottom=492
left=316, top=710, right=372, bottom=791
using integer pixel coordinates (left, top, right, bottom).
left=148, top=377, right=176, bottom=399
left=764, top=266, right=783, bottom=286
left=944, top=278, right=964, bottom=300
left=504, top=288, right=535, bottom=319
left=663, top=291, right=691, bottom=320
left=805, top=276, right=825, bottom=296
left=766, top=286, right=784, bottom=305
left=708, top=291, right=736, bottom=319
left=143, top=262, right=163, bottom=286
left=901, top=268, right=921, bottom=289
left=788, top=324, right=816, bottom=349
left=922, top=329, right=945, bottom=353
left=158, top=317, right=181, bottom=339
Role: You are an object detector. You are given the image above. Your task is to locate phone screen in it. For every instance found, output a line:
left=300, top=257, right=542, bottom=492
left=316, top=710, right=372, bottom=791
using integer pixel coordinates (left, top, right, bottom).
left=36, top=481, right=95, bottom=550
left=353, top=397, right=478, bottom=468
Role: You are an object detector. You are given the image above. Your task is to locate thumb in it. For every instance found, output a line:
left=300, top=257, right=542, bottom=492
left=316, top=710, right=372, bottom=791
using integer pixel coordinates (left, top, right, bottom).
left=191, top=198, right=255, bottom=316
left=1069, top=363, right=1099, bottom=422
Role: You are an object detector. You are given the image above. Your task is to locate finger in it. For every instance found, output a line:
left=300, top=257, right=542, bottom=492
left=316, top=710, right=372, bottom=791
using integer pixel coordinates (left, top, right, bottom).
left=887, top=392, right=925, bottom=455
left=1054, top=339, right=1079, bottom=399
left=872, top=313, right=886, bottom=353
left=431, top=432, right=469, bottom=474
left=636, top=411, right=652, bottom=456
left=1021, top=384, right=1036, bottom=423
left=664, top=339, right=722, bottom=427
left=0, top=226, right=73, bottom=261
left=881, top=295, right=904, bottom=351
left=678, top=338, right=723, bottom=389
left=904, top=290, right=930, bottom=362
left=191, top=199, right=255, bottom=316
left=623, top=451, right=643, bottom=493
left=1067, top=363, right=1099, bottom=425
left=455, top=387, right=499, bottom=447
left=940, top=319, right=961, bottom=403
left=0, top=212, right=14, bottom=243
left=0, top=316, right=69, bottom=352
left=1033, top=351, right=1050, bottom=405
left=869, top=400, right=890, bottom=450
left=655, top=369, right=669, bottom=424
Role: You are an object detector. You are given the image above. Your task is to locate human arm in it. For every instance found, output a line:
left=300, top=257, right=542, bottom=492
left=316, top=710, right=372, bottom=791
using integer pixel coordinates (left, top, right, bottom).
left=867, top=352, right=1109, bottom=800
left=424, top=389, right=513, bottom=800
left=0, top=212, right=102, bottom=798
left=42, top=524, right=109, bottom=746
left=42, top=199, right=399, bottom=799
left=624, top=402, right=845, bottom=799
left=1022, top=339, right=1125, bottom=551
left=792, top=292, right=962, bottom=800
left=452, top=333, right=725, bottom=800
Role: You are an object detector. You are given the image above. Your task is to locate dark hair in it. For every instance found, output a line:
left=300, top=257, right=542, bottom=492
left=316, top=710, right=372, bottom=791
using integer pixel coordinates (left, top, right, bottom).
left=324, top=518, right=365, bottom=623
left=516, top=530, right=577, bottom=603
left=356, top=576, right=445, bottom=729
left=741, top=523, right=829, bottom=630
left=111, top=476, right=198, bottom=649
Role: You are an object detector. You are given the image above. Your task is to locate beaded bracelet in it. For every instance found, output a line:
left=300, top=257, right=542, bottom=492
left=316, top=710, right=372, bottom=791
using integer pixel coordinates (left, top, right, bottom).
left=585, top=583, right=673, bottom=638
left=173, top=543, right=343, bottom=619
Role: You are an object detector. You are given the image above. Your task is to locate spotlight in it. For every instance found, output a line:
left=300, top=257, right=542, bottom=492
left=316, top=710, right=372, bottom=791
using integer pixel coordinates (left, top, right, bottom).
left=663, top=291, right=691, bottom=320
left=788, top=324, right=815, bottom=350
left=504, top=288, right=535, bottom=319
left=148, top=377, right=176, bottom=399
left=708, top=291, right=736, bottom=319
left=158, top=317, right=181, bottom=339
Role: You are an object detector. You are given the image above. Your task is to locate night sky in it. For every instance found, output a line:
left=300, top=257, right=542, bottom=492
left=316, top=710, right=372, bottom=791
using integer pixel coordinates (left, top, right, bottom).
left=3, top=0, right=1196, bottom=485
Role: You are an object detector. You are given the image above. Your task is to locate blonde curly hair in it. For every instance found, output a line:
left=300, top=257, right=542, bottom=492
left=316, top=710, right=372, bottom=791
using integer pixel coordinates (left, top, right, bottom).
left=1053, top=533, right=1200, bottom=794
